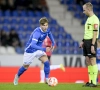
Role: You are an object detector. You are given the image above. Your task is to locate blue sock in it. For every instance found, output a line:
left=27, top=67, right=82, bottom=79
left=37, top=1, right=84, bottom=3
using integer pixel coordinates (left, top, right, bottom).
left=17, top=66, right=27, bottom=77
left=44, top=61, right=50, bottom=78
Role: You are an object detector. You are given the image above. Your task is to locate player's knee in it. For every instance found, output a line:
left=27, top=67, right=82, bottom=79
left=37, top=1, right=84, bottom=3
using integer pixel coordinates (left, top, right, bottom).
left=86, top=60, right=90, bottom=65
left=23, top=64, right=29, bottom=69
left=90, top=57, right=96, bottom=65
left=39, top=55, right=48, bottom=63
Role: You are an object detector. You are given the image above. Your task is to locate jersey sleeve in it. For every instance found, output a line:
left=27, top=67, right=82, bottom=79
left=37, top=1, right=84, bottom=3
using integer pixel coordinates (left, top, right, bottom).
left=93, top=18, right=99, bottom=30
left=31, top=31, right=46, bottom=51
left=32, top=31, right=40, bottom=42
left=48, top=31, right=55, bottom=46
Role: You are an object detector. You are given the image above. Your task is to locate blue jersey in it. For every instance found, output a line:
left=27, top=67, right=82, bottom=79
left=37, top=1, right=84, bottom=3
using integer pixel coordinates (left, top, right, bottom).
left=96, top=48, right=100, bottom=64
left=25, top=27, right=55, bottom=53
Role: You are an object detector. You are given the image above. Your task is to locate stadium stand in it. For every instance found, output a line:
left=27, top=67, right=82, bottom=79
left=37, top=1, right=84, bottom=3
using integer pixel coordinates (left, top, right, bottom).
left=6, top=46, right=16, bottom=54
left=0, top=46, right=7, bottom=54
left=0, top=0, right=83, bottom=55
left=60, top=0, right=100, bottom=25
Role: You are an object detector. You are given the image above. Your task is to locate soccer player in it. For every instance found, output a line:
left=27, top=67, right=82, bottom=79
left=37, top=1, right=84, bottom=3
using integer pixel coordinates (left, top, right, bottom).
left=39, top=36, right=65, bottom=83
left=79, top=2, right=99, bottom=87
left=13, top=17, right=55, bottom=85
left=96, top=39, right=100, bottom=83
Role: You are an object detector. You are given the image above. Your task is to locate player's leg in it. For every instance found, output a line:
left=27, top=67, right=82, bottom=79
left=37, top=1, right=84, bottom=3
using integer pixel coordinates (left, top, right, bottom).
left=13, top=52, right=35, bottom=85
left=83, top=56, right=93, bottom=87
left=39, top=62, right=45, bottom=83
left=50, top=64, right=65, bottom=71
left=89, top=42, right=98, bottom=87
left=39, top=55, right=50, bottom=83
left=48, top=56, right=65, bottom=71
left=86, top=56, right=92, bottom=83
left=83, top=57, right=94, bottom=87
left=84, top=42, right=97, bottom=87
left=88, top=57, right=98, bottom=87
left=13, top=64, right=28, bottom=85
left=17, top=64, right=29, bottom=77
left=82, top=41, right=92, bottom=86
left=39, top=56, right=50, bottom=83
left=39, top=55, right=65, bottom=83
left=84, top=54, right=97, bottom=87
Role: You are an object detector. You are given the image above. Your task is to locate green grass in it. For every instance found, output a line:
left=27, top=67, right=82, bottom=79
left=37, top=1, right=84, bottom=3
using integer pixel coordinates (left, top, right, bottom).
left=0, top=83, right=100, bottom=90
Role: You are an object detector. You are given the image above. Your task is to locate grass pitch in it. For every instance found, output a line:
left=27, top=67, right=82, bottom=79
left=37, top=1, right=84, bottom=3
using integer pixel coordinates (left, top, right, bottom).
left=0, top=83, right=100, bottom=90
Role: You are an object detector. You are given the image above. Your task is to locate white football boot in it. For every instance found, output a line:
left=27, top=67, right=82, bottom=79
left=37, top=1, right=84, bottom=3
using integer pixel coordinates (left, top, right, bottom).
left=13, top=74, right=19, bottom=85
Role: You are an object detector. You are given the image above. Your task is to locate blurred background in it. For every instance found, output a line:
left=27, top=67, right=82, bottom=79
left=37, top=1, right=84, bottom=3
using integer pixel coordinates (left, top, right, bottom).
left=0, top=0, right=100, bottom=83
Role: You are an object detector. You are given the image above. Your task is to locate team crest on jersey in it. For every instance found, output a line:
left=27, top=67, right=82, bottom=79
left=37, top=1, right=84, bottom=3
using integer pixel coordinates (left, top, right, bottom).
left=94, top=24, right=98, bottom=29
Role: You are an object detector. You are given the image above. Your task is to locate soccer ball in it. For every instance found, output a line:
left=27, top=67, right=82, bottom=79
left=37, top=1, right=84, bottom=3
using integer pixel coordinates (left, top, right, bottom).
left=48, top=77, right=58, bottom=86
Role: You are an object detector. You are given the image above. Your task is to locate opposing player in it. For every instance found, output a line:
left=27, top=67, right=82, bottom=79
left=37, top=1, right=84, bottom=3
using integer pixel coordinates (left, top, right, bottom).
left=39, top=36, right=65, bottom=83
left=13, top=17, right=55, bottom=85
left=96, top=39, right=100, bottom=83
left=79, top=2, right=99, bottom=87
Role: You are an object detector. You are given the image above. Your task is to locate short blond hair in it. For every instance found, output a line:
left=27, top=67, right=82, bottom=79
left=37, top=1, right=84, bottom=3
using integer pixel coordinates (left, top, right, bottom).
left=84, top=2, right=93, bottom=10
left=39, top=17, right=48, bottom=25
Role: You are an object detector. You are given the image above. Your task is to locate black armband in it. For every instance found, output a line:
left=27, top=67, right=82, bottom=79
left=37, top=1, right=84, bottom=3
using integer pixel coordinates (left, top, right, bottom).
left=93, top=30, right=98, bottom=31
left=82, top=39, right=84, bottom=42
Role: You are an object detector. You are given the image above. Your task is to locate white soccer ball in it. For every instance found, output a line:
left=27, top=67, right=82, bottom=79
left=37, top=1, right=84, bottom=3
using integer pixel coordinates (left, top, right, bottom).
left=48, top=77, right=58, bottom=86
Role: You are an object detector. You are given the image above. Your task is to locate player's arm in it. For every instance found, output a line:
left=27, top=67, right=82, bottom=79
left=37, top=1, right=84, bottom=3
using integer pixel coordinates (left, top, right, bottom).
left=48, top=32, right=55, bottom=52
left=92, top=22, right=98, bottom=45
left=48, top=32, right=55, bottom=46
left=31, top=31, right=46, bottom=51
left=91, top=19, right=99, bottom=54
left=79, top=39, right=84, bottom=48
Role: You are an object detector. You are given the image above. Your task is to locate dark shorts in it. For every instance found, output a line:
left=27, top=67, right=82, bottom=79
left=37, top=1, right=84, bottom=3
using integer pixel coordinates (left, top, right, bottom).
left=47, top=56, right=51, bottom=61
left=83, top=39, right=97, bottom=58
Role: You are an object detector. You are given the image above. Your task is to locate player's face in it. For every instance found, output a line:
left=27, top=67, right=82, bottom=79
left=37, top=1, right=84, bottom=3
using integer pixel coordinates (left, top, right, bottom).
left=40, top=23, right=48, bottom=32
left=83, top=5, right=89, bottom=16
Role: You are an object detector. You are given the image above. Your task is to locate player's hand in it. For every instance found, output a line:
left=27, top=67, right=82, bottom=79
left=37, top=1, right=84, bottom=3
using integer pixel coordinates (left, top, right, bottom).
left=91, top=46, right=95, bottom=54
left=79, top=42, right=84, bottom=48
left=46, top=47, right=52, bottom=52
